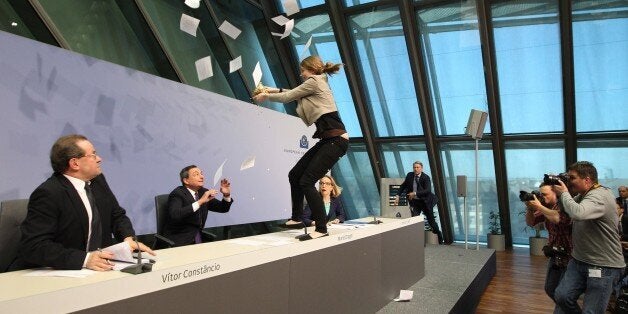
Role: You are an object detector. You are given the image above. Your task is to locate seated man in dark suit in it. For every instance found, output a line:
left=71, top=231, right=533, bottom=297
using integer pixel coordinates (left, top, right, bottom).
left=394, top=161, right=443, bottom=244
left=163, top=165, right=233, bottom=246
left=13, top=134, right=154, bottom=271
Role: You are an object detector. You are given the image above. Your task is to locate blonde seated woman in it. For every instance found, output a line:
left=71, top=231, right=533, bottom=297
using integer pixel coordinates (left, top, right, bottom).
left=302, top=175, right=345, bottom=226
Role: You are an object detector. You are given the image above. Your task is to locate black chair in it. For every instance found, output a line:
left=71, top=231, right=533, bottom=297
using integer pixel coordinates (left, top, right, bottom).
left=152, top=194, right=216, bottom=249
left=153, top=194, right=175, bottom=249
left=0, top=199, right=28, bottom=272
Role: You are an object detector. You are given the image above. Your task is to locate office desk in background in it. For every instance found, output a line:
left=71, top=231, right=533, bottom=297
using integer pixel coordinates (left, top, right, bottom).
left=0, top=217, right=425, bottom=314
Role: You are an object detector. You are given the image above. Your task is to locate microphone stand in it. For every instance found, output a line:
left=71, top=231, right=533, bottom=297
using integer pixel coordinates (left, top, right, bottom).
left=121, top=237, right=151, bottom=275
left=367, top=209, right=382, bottom=224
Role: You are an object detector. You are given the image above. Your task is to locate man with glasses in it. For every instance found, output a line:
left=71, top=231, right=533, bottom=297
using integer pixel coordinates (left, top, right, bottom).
left=553, top=161, right=624, bottom=313
left=12, top=134, right=154, bottom=271
left=394, top=161, right=443, bottom=244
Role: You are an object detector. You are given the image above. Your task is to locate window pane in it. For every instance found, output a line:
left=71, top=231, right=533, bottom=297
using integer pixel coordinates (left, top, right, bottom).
left=139, top=0, right=235, bottom=98
left=345, top=0, right=377, bottom=7
left=379, top=142, right=430, bottom=178
left=578, top=138, right=628, bottom=194
left=504, top=140, right=565, bottom=245
left=573, top=0, right=628, bottom=132
left=418, top=1, right=491, bottom=136
left=492, top=1, right=563, bottom=134
left=290, top=14, right=362, bottom=136
left=349, top=6, right=423, bottom=137
left=275, top=0, right=324, bottom=13
left=35, top=0, right=160, bottom=76
left=209, top=0, right=290, bottom=109
left=332, top=142, right=379, bottom=220
left=0, top=0, right=36, bottom=40
left=440, top=142, right=497, bottom=243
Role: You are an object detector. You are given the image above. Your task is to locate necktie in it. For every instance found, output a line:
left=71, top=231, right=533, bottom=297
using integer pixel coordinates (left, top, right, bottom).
left=414, top=175, right=420, bottom=193
left=85, top=182, right=102, bottom=251
left=194, top=191, right=202, bottom=244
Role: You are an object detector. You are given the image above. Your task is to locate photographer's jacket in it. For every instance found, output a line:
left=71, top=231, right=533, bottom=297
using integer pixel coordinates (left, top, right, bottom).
left=560, top=186, right=625, bottom=268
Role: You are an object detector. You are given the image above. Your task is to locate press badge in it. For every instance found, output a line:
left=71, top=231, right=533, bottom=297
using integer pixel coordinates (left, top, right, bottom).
left=588, top=268, right=602, bottom=278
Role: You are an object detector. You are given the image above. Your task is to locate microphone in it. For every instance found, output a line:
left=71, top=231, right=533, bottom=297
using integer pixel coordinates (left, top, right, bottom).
left=366, top=208, right=382, bottom=225
left=121, top=237, right=152, bottom=274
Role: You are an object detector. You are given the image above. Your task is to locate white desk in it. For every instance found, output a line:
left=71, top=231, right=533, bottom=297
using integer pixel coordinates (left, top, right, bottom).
left=0, top=217, right=424, bottom=313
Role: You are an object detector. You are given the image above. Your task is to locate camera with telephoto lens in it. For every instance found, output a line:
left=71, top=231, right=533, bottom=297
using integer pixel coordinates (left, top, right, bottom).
left=519, top=190, right=542, bottom=202
left=542, top=245, right=568, bottom=258
left=543, top=172, right=570, bottom=185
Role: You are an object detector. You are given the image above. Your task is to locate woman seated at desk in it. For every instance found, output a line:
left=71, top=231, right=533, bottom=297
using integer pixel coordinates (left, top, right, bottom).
left=303, top=175, right=345, bottom=226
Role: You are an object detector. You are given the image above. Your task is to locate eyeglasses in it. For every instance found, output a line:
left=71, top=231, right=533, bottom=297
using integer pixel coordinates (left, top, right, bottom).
left=319, top=181, right=333, bottom=186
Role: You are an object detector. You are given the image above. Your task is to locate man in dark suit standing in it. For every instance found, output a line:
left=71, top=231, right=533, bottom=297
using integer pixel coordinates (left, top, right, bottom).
left=163, top=165, right=233, bottom=247
left=14, top=134, right=154, bottom=271
left=618, top=186, right=628, bottom=213
left=394, top=161, right=443, bottom=244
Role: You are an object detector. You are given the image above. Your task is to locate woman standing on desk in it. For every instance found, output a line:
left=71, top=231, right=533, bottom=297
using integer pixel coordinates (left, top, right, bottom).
left=253, top=56, right=348, bottom=241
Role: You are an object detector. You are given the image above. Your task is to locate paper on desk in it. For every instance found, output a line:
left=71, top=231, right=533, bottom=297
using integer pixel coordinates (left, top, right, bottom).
left=102, top=241, right=134, bottom=263
left=249, top=234, right=294, bottom=246
left=195, top=56, right=213, bottom=81
left=240, top=155, right=255, bottom=171
left=327, top=223, right=359, bottom=230
left=252, top=62, right=262, bottom=87
left=341, top=222, right=375, bottom=229
left=24, top=269, right=96, bottom=278
left=219, top=20, right=241, bottom=40
left=229, top=55, right=242, bottom=73
left=180, top=14, right=200, bottom=37
left=394, top=290, right=413, bottom=302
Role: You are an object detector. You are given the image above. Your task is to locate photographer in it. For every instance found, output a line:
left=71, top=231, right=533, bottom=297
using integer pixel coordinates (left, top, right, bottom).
left=552, top=161, right=625, bottom=313
left=524, top=183, right=572, bottom=302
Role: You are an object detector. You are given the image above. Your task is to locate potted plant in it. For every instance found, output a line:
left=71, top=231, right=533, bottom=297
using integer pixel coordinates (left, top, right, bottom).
left=487, top=211, right=505, bottom=251
left=526, top=222, right=548, bottom=256
left=519, top=209, right=549, bottom=256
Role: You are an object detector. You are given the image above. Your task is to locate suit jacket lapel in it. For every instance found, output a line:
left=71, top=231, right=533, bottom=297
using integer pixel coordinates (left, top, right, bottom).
left=56, top=174, right=89, bottom=240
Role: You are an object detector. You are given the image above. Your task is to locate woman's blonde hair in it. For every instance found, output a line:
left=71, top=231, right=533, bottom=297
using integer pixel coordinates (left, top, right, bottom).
left=300, top=56, right=343, bottom=76
left=319, top=174, right=342, bottom=197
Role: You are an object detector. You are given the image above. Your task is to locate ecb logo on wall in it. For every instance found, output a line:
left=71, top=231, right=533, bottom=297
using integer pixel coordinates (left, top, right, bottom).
left=299, top=135, right=308, bottom=149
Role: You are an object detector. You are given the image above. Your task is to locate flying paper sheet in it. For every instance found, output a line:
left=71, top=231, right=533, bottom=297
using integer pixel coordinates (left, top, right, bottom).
left=240, top=155, right=255, bottom=171
left=271, top=15, right=290, bottom=26
left=300, top=35, right=313, bottom=58
left=180, top=14, right=200, bottom=37
left=213, top=159, right=227, bottom=187
left=218, top=21, right=241, bottom=40
left=184, top=0, right=200, bottom=9
left=271, top=19, right=294, bottom=39
left=283, top=0, right=300, bottom=16
left=229, top=56, right=242, bottom=73
left=252, top=62, right=262, bottom=87
left=195, top=56, right=213, bottom=81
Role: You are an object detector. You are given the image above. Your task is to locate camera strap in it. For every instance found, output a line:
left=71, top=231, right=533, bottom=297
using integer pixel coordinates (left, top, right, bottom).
left=578, top=183, right=601, bottom=203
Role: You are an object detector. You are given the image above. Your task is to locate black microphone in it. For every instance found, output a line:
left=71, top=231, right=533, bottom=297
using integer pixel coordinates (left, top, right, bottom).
left=367, top=208, right=382, bottom=225
left=121, top=237, right=151, bottom=274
